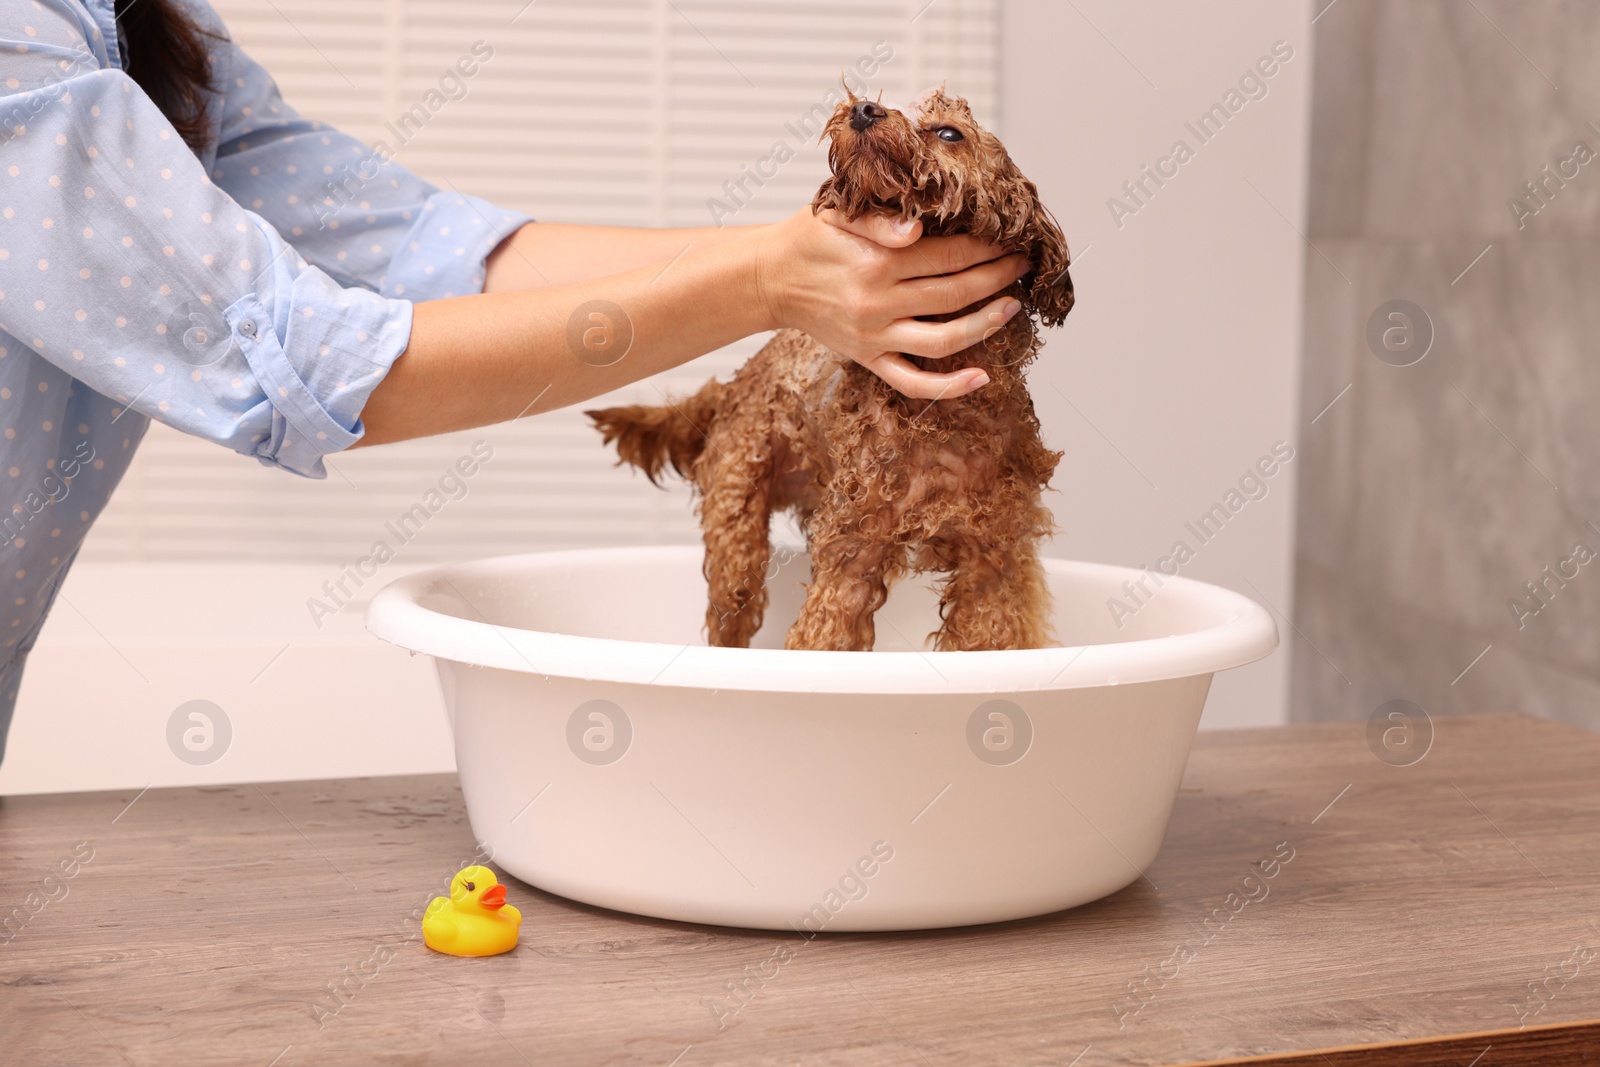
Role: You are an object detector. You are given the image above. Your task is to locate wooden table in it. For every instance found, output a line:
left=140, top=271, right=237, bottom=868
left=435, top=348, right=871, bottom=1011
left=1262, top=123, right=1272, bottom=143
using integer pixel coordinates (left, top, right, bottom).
left=2, top=713, right=1597, bottom=1066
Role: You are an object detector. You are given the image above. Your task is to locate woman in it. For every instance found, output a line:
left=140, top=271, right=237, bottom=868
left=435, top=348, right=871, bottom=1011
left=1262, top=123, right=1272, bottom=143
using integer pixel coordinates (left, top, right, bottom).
left=0, top=0, right=1030, bottom=761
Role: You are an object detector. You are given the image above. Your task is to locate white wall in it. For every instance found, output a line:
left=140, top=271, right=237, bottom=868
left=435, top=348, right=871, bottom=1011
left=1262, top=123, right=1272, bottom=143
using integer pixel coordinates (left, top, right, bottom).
left=0, top=564, right=451, bottom=796
left=0, top=0, right=1312, bottom=796
left=1002, top=0, right=1312, bottom=729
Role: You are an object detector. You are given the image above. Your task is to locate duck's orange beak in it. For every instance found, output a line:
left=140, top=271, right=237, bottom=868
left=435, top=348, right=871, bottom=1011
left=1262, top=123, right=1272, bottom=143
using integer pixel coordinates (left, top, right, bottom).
left=479, top=884, right=507, bottom=911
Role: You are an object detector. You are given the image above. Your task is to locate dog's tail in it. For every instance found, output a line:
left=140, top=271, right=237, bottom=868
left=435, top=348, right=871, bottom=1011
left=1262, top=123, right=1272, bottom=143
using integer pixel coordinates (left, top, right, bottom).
left=585, top=379, right=724, bottom=486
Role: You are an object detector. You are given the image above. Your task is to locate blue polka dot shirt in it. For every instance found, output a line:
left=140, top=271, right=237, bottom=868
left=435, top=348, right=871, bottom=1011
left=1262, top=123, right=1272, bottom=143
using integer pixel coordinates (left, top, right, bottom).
left=0, top=0, right=532, bottom=762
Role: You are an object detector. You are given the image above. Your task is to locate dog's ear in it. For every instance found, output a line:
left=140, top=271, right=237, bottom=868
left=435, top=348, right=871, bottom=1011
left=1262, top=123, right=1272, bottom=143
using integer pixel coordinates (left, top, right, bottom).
left=984, top=149, right=1073, bottom=328
left=1017, top=185, right=1074, bottom=328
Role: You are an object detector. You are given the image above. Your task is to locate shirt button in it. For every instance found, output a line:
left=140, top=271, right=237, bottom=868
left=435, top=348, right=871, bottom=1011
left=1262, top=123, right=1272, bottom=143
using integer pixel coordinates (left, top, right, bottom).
left=239, top=319, right=256, bottom=337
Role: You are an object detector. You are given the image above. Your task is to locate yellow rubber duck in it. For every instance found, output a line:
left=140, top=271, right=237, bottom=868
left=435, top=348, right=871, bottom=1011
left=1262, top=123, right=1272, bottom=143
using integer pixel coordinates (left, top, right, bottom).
left=422, top=865, right=521, bottom=957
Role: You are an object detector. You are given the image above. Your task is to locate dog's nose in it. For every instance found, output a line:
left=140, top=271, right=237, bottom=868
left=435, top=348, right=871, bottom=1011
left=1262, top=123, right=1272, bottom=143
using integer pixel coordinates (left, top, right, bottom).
left=849, top=100, right=887, bottom=132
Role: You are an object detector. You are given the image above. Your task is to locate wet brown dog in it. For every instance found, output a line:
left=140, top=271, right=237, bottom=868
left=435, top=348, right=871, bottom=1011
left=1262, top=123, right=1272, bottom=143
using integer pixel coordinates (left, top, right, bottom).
left=588, top=89, right=1074, bottom=652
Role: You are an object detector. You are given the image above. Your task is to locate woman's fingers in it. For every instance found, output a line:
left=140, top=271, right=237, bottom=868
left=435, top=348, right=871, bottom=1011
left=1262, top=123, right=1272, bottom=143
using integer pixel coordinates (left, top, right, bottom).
left=821, top=209, right=923, bottom=248
left=856, top=351, right=991, bottom=400
left=884, top=295, right=1022, bottom=359
left=895, top=232, right=1012, bottom=279
left=818, top=209, right=1006, bottom=273
left=899, top=252, right=1031, bottom=318
left=810, top=210, right=1017, bottom=309
left=768, top=206, right=1028, bottom=398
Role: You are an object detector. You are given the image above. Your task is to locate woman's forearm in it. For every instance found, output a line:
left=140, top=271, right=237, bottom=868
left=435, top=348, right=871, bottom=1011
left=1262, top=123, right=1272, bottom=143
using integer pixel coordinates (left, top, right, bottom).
left=483, top=221, right=762, bottom=292
left=356, top=228, right=772, bottom=445
left=358, top=208, right=1030, bottom=446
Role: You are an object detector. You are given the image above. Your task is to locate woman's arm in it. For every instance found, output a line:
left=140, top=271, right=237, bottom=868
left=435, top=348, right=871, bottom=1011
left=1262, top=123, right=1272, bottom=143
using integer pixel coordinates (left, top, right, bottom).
left=483, top=222, right=760, bottom=292
left=0, top=12, right=427, bottom=480
left=203, top=17, right=528, bottom=302
left=200, top=28, right=753, bottom=303
left=356, top=209, right=1030, bottom=445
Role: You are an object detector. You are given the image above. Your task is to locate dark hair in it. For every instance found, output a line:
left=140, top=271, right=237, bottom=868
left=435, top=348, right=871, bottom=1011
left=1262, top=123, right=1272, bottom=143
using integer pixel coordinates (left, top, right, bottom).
left=114, top=0, right=217, bottom=152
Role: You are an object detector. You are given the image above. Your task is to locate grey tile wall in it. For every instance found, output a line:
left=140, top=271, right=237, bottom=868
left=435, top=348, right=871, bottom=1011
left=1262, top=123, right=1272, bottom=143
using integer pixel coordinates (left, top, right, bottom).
left=1293, top=0, right=1600, bottom=731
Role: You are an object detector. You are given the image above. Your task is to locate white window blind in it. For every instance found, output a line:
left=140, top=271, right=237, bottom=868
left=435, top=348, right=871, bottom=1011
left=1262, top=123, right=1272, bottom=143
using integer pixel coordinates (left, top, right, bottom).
left=79, top=0, right=1001, bottom=565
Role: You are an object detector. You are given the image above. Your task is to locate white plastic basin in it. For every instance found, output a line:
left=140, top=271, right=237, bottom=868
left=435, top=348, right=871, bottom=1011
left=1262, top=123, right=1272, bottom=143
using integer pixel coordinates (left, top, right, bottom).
left=366, top=546, right=1277, bottom=931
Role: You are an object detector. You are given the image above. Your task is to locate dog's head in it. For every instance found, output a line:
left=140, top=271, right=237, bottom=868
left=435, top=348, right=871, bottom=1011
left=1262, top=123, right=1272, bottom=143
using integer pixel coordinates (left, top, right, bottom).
left=813, top=87, right=1074, bottom=328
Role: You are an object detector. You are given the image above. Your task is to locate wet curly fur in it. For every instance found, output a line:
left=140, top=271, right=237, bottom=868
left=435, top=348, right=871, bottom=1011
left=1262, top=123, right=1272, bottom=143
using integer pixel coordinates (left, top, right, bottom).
left=588, top=88, right=1074, bottom=651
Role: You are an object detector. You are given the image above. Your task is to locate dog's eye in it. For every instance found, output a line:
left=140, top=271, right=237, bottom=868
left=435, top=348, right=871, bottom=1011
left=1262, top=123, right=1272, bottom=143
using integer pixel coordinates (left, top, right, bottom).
left=933, top=127, right=964, bottom=143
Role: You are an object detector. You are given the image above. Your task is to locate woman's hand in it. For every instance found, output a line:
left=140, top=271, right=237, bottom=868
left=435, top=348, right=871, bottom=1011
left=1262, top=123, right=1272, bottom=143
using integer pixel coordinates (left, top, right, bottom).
left=752, top=207, right=1032, bottom=399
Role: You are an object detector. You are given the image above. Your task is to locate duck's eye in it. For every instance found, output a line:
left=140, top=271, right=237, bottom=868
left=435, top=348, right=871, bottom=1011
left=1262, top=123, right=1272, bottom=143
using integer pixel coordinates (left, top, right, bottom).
left=934, top=127, right=964, bottom=143
left=463, top=881, right=475, bottom=892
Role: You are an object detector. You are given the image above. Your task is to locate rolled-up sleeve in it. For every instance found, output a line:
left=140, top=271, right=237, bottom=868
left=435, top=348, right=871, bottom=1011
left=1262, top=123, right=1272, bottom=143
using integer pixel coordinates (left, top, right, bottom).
left=0, top=0, right=528, bottom=478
